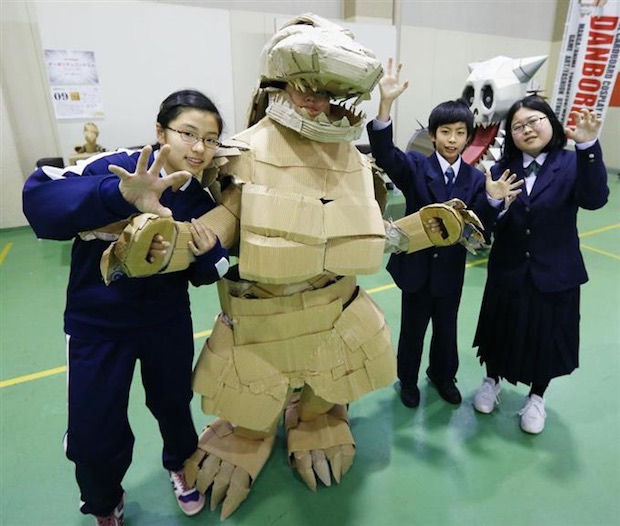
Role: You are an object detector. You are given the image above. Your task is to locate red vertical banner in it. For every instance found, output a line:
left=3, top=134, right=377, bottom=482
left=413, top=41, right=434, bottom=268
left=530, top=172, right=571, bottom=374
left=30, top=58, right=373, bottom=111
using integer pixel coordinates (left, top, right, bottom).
left=552, top=0, right=620, bottom=126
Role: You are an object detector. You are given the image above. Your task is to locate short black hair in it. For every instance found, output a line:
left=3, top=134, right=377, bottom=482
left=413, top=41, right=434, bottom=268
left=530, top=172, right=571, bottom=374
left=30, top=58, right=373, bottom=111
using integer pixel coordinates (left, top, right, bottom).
left=501, top=95, right=566, bottom=163
left=428, top=99, right=474, bottom=138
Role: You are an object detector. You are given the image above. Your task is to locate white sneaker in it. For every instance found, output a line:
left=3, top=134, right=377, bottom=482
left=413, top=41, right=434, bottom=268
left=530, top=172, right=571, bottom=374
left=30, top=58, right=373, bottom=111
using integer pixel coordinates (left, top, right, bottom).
left=519, top=394, right=546, bottom=434
left=473, top=377, right=501, bottom=414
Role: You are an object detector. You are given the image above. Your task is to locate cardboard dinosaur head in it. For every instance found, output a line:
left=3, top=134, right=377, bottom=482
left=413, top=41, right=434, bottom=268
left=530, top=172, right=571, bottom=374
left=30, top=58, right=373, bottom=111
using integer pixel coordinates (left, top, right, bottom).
left=248, top=13, right=383, bottom=142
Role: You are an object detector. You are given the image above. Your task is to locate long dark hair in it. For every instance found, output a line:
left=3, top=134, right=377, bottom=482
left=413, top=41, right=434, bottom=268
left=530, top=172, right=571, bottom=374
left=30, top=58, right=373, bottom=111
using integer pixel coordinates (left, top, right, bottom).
left=154, top=89, right=224, bottom=148
left=501, top=95, right=566, bottom=163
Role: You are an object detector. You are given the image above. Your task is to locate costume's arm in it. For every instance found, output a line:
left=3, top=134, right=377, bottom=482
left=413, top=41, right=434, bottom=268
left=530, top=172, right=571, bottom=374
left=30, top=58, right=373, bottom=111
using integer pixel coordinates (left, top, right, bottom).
left=195, top=182, right=242, bottom=250
left=100, top=182, right=241, bottom=284
left=384, top=199, right=485, bottom=254
left=22, top=160, right=138, bottom=240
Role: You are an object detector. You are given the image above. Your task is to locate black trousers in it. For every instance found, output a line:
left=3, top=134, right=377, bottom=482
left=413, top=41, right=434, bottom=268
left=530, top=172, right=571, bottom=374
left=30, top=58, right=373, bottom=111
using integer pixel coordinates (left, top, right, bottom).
left=65, top=320, right=198, bottom=516
left=397, top=284, right=462, bottom=387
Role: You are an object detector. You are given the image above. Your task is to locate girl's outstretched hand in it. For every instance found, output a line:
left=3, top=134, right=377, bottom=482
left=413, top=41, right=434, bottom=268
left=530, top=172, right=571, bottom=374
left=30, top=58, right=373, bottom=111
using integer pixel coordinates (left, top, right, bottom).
left=111, top=145, right=191, bottom=217
left=565, top=108, right=602, bottom=144
left=485, top=168, right=524, bottom=201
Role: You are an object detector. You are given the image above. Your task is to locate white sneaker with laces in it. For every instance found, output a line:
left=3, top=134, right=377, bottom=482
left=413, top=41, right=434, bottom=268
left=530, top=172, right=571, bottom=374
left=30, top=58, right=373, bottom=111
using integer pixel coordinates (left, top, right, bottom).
left=519, top=394, right=546, bottom=434
left=169, top=469, right=205, bottom=516
left=473, top=377, right=501, bottom=414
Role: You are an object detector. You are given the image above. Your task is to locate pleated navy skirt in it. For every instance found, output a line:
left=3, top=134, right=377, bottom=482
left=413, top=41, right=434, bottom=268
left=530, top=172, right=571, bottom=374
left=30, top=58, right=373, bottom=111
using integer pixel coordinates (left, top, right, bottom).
left=473, top=278, right=581, bottom=386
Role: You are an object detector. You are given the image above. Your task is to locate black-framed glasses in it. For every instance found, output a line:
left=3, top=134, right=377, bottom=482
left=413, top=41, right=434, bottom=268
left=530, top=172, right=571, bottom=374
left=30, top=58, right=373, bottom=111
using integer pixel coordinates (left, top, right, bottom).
left=511, top=116, right=547, bottom=135
left=166, top=127, right=221, bottom=149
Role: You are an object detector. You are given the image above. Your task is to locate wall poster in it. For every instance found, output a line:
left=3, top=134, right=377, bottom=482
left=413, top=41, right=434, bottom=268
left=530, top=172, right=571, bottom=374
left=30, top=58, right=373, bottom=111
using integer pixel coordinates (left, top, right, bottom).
left=44, top=49, right=105, bottom=119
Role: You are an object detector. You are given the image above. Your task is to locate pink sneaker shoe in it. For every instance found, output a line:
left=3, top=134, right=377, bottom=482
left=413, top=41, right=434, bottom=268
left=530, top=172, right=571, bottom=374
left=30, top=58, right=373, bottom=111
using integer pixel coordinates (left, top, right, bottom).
left=169, top=469, right=205, bottom=516
left=94, top=493, right=124, bottom=526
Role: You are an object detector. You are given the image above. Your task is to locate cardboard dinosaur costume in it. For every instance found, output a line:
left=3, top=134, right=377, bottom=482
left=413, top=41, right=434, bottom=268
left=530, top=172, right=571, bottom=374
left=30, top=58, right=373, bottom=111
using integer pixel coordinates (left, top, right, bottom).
left=101, top=14, right=482, bottom=519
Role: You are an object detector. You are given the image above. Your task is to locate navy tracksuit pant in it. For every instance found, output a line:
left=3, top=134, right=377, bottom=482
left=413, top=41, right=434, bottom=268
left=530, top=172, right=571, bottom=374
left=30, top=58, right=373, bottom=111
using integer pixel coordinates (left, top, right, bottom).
left=65, top=318, right=198, bottom=516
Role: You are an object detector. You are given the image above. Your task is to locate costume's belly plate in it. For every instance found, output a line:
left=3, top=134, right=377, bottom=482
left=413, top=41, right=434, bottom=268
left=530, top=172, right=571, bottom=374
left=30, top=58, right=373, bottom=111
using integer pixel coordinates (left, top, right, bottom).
left=236, top=122, right=385, bottom=283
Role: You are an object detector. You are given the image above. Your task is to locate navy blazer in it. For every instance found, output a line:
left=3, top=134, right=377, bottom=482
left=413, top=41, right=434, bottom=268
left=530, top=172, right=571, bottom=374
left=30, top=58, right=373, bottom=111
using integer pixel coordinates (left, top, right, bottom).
left=487, top=142, right=609, bottom=292
left=367, top=122, right=499, bottom=296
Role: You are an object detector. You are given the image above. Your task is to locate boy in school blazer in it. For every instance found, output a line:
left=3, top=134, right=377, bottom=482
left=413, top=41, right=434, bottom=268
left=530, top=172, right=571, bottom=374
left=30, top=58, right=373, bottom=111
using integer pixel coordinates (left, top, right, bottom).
left=367, top=59, right=522, bottom=408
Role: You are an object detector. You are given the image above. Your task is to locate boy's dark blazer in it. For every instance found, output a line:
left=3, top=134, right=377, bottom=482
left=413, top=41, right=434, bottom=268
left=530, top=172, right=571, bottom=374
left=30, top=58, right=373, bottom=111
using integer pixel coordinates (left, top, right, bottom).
left=367, top=121, right=500, bottom=296
left=487, top=141, right=608, bottom=293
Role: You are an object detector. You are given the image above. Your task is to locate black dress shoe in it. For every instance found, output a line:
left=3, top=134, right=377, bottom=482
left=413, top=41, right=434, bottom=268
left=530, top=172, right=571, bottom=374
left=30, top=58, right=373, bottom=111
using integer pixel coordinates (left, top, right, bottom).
left=400, top=384, right=420, bottom=408
left=426, top=369, right=462, bottom=405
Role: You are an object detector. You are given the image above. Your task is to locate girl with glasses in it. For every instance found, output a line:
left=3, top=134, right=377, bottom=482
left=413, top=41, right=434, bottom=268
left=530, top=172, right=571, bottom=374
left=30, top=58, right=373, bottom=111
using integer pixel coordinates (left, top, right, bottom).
left=22, top=89, right=230, bottom=525
left=472, top=95, right=609, bottom=435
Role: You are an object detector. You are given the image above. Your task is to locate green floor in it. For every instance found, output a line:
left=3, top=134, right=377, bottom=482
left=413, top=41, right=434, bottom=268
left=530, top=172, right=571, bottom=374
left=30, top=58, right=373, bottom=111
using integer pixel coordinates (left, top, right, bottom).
left=1, top=176, right=619, bottom=526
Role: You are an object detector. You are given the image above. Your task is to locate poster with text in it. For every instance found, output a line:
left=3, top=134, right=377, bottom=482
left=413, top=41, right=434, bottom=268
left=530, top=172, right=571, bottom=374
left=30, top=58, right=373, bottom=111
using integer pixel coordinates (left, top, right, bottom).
left=551, top=0, right=620, bottom=127
left=45, top=49, right=105, bottom=119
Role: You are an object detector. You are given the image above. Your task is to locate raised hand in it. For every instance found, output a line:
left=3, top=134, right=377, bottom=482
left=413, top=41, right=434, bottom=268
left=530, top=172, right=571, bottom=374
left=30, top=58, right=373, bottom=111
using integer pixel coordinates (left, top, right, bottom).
left=379, top=58, right=409, bottom=102
left=110, top=145, right=192, bottom=217
left=485, top=168, right=524, bottom=201
left=565, top=108, right=602, bottom=144
left=377, top=58, right=409, bottom=121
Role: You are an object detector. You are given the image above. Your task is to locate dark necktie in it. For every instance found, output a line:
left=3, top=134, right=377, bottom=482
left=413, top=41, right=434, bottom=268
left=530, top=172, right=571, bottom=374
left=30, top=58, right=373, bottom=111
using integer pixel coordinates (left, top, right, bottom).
left=445, top=166, right=455, bottom=195
left=525, top=161, right=540, bottom=177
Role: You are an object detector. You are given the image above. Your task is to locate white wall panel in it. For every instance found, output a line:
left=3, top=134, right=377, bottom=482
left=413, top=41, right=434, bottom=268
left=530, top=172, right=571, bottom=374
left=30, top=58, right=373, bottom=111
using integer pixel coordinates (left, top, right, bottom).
left=33, top=1, right=235, bottom=157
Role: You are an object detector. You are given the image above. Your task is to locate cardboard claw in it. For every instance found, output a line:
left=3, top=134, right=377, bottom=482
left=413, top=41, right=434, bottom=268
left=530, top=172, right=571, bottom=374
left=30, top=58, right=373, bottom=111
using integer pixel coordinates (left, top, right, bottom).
left=293, top=451, right=317, bottom=492
left=210, top=461, right=235, bottom=511
left=184, top=449, right=207, bottom=486
left=325, top=445, right=343, bottom=484
left=196, top=454, right=221, bottom=494
left=341, top=444, right=355, bottom=476
left=311, top=450, right=332, bottom=487
left=220, top=469, right=251, bottom=520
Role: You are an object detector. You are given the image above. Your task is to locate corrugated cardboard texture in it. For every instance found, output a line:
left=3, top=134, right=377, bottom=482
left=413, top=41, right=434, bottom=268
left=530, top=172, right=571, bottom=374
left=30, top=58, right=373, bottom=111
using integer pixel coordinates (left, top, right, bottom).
left=241, top=184, right=325, bottom=244
left=194, top=419, right=277, bottom=480
left=160, top=222, right=195, bottom=272
left=239, top=231, right=325, bottom=284
left=393, top=212, right=434, bottom=254
left=419, top=205, right=463, bottom=246
left=323, top=198, right=384, bottom=237
left=324, top=236, right=384, bottom=275
left=286, top=405, right=354, bottom=454
left=114, top=213, right=200, bottom=276
left=197, top=206, right=239, bottom=250
left=213, top=117, right=387, bottom=283
left=192, top=282, right=395, bottom=433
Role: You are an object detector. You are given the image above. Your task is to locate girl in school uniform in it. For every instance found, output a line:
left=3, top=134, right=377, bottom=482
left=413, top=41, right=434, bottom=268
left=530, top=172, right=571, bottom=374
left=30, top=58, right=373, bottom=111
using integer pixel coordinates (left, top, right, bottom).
left=23, top=89, right=229, bottom=525
left=472, top=95, right=609, bottom=434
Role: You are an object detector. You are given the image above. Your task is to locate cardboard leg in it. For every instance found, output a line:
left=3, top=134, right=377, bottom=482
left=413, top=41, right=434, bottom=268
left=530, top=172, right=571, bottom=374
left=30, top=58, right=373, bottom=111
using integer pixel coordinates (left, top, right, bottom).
left=186, top=419, right=277, bottom=519
left=285, top=393, right=355, bottom=489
